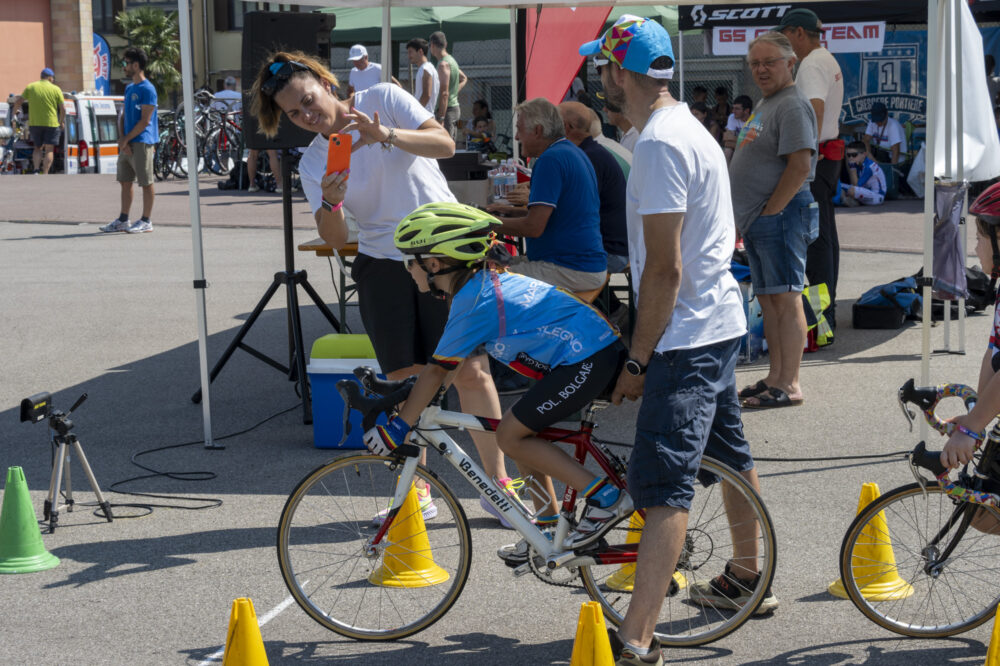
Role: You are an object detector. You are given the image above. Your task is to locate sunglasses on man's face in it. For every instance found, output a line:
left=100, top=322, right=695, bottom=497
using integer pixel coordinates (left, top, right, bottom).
left=260, top=60, right=310, bottom=97
left=122, top=60, right=133, bottom=67
left=847, top=152, right=862, bottom=158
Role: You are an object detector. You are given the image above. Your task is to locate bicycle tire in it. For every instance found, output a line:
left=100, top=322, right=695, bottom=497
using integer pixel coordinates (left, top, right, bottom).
left=581, top=456, right=777, bottom=647
left=839, top=482, right=1000, bottom=637
left=277, top=454, right=473, bottom=641
left=206, top=127, right=240, bottom=176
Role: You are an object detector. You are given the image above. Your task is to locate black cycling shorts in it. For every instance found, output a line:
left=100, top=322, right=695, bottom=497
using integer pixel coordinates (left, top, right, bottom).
left=511, top=341, right=626, bottom=432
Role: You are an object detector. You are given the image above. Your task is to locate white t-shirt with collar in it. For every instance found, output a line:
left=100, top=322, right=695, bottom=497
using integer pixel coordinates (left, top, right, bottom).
left=620, top=126, right=638, bottom=152
left=795, top=47, right=844, bottom=143
left=627, top=103, right=746, bottom=353
left=349, top=63, right=383, bottom=92
left=299, top=83, right=456, bottom=260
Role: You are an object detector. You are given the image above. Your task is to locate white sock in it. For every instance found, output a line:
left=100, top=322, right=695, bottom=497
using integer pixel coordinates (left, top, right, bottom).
left=624, top=640, right=650, bottom=656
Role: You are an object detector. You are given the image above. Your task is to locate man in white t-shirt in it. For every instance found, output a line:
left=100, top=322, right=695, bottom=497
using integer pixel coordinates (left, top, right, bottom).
left=777, top=8, right=844, bottom=328
left=723, top=95, right=753, bottom=161
left=346, top=44, right=400, bottom=95
left=580, top=15, right=769, bottom=665
left=212, top=76, right=242, bottom=112
left=863, top=102, right=907, bottom=164
left=406, top=38, right=440, bottom=115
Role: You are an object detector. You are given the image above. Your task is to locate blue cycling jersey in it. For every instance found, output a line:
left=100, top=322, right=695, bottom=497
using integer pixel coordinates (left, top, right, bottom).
left=431, top=270, right=619, bottom=378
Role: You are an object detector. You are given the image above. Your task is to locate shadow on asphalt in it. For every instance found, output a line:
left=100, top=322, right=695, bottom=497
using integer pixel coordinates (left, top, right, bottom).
left=184, top=632, right=733, bottom=664
left=739, top=635, right=985, bottom=665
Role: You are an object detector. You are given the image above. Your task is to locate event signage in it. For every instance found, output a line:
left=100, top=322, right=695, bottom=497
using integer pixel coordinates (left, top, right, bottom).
left=836, top=31, right=929, bottom=125
left=93, top=33, right=111, bottom=95
left=679, top=2, right=923, bottom=31
left=712, top=22, right=885, bottom=55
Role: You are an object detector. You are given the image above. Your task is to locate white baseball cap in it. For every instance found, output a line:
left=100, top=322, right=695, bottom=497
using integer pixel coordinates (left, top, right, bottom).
left=348, top=44, right=368, bottom=61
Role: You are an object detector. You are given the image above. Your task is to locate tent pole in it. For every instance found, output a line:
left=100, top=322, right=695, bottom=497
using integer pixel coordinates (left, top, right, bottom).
left=176, top=0, right=215, bottom=448
left=678, top=29, right=684, bottom=101
left=942, top=0, right=953, bottom=350
left=382, top=2, right=392, bottom=83
left=955, top=0, right=966, bottom=353
left=921, top=0, right=940, bottom=444
left=510, top=8, right=519, bottom=163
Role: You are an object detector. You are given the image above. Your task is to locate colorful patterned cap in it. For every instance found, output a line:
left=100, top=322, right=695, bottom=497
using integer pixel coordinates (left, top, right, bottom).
left=578, top=15, right=674, bottom=80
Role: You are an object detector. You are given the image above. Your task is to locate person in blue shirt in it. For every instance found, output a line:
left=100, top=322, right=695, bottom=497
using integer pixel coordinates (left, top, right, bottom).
left=486, top=98, right=607, bottom=293
left=363, top=202, right=632, bottom=564
left=838, top=140, right=886, bottom=207
left=100, top=46, right=159, bottom=234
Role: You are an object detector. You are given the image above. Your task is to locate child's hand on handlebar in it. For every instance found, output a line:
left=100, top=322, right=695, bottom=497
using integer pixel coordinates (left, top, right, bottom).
left=364, top=416, right=411, bottom=457
left=941, top=416, right=980, bottom=469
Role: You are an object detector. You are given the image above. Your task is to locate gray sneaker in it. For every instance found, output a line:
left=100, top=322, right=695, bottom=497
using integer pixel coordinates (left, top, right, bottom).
left=100, top=218, right=130, bottom=233
left=126, top=219, right=153, bottom=234
left=609, top=631, right=663, bottom=666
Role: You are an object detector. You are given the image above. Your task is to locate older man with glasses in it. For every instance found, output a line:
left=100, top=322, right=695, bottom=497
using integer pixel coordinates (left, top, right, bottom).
left=730, top=32, right=818, bottom=411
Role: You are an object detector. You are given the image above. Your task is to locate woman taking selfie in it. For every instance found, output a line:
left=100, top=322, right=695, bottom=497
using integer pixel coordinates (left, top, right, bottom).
left=250, top=51, right=513, bottom=522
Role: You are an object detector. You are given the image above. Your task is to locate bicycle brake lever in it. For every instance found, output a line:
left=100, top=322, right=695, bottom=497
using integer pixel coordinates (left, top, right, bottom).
left=898, top=396, right=916, bottom=432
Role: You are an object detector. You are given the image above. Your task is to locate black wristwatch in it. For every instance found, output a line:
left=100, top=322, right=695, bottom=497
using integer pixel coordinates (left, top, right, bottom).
left=624, top=358, right=647, bottom=376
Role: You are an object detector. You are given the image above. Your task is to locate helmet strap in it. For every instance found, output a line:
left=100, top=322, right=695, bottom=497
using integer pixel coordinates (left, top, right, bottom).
left=990, top=236, right=1000, bottom=299
left=416, top=255, right=464, bottom=300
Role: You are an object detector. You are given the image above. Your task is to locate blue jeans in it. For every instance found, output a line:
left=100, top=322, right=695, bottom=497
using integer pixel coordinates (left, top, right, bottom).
left=744, top=190, right=819, bottom=294
left=627, top=337, right=754, bottom=511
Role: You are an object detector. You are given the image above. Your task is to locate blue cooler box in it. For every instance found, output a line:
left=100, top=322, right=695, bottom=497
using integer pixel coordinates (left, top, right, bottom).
left=308, top=334, right=381, bottom=449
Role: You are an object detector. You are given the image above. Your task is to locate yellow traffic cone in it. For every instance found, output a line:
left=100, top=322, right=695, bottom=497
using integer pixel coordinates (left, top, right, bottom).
left=985, top=603, right=1000, bottom=666
left=569, top=601, right=614, bottom=666
left=605, top=513, right=686, bottom=593
left=222, top=598, right=269, bottom=666
left=0, top=466, right=59, bottom=574
left=829, top=482, right=913, bottom=600
left=369, top=484, right=449, bottom=588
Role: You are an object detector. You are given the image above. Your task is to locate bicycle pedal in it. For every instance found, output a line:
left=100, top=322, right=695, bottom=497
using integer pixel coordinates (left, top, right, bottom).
left=511, top=562, right=533, bottom=577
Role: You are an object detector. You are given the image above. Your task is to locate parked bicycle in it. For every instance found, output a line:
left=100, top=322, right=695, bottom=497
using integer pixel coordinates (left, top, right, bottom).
left=277, top=367, right=777, bottom=645
left=839, top=379, right=1000, bottom=637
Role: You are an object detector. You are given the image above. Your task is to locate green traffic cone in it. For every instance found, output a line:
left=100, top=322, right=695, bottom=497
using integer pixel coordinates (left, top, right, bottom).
left=0, top=467, right=59, bottom=573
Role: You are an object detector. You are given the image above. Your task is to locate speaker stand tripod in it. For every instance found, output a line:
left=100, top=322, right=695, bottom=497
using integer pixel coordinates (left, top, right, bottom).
left=192, top=148, right=341, bottom=426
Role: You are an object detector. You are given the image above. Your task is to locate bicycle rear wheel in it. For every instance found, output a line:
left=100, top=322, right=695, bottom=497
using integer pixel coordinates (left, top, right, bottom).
left=277, top=454, right=472, bottom=641
left=839, top=482, right=1000, bottom=637
left=581, top=456, right=777, bottom=647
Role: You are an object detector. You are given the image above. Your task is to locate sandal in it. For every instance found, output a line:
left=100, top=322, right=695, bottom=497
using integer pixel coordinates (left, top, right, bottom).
left=738, top=380, right=770, bottom=400
left=742, top=387, right=803, bottom=410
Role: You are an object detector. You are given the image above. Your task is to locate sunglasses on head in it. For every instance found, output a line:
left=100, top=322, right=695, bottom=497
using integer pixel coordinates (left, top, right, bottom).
left=260, top=60, right=310, bottom=97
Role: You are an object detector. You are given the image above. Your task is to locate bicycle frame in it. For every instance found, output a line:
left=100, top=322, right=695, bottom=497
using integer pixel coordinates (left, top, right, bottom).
left=369, top=401, right=638, bottom=572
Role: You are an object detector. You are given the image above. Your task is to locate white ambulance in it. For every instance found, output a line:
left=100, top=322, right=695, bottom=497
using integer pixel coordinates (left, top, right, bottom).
left=62, top=93, right=124, bottom=175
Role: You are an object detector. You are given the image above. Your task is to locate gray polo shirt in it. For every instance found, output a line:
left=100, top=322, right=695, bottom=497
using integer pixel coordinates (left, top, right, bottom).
left=729, top=85, right=817, bottom=235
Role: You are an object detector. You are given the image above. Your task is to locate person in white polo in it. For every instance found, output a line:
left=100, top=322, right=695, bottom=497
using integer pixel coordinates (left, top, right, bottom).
left=346, top=44, right=399, bottom=95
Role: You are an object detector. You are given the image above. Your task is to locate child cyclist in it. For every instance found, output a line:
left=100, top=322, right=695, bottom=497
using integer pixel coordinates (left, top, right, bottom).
left=942, top=182, right=1000, bottom=469
left=363, top=202, right=633, bottom=559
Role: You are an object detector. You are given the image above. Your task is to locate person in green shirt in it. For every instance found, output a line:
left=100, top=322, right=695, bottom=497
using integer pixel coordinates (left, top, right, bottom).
left=429, top=31, right=467, bottom=141
left=12, top=68, right=65, bottom=174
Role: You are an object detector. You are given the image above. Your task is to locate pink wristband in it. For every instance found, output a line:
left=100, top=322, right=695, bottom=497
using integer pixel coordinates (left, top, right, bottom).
left=321, top=198, right=343, bottom=213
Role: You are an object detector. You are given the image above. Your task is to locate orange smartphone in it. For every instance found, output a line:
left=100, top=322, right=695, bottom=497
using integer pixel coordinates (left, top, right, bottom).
left=326, top=133, right=352, bottom=176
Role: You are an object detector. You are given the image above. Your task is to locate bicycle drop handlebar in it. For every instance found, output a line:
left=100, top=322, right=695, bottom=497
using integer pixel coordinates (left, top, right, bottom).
left=898, top=378, right=978, bottom=479
left=334, top=367, right=415, bottom=446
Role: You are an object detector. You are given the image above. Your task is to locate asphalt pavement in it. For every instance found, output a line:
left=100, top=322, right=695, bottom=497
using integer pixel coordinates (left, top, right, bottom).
left=0, top=173, right=993, bottom=665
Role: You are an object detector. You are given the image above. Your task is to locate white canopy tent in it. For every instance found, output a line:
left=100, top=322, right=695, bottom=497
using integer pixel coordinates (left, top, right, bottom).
left=173, top=0, right=986, bottom=444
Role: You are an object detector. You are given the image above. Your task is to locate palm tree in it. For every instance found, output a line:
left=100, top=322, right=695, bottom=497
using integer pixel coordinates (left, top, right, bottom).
left=115, top=7, right=181, bottom=96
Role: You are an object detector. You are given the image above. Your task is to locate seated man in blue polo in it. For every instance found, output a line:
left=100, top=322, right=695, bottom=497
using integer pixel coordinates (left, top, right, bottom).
left=486, top=97, right=607, bottom=293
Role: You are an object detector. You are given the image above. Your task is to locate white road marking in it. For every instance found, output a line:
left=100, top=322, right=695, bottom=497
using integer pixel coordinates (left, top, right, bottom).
left=196, top=591, right=301, bottom=665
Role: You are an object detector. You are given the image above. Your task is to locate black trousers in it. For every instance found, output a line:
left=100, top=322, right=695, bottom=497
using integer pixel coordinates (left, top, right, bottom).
left=806, top=157, right=840, bottom=326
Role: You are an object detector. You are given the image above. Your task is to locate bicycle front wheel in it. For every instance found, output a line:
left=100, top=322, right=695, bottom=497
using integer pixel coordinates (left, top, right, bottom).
left=277, top=455, right=472, bottom=641
left=839, top=482, right=1000, bottom=637
left=581, top=456, right=777, bottom=647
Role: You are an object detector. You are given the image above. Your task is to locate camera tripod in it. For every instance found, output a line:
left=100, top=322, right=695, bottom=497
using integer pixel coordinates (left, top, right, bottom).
left=41, top=394, right=113, bottom=532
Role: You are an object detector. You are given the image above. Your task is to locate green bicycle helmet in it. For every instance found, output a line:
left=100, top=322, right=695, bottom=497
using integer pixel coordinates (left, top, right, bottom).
left=395, top=202, right=500, bottom=264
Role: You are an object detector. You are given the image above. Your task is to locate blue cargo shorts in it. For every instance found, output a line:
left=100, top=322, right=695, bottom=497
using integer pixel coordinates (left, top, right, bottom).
left=626, top=336, right=754, bottom=511
left=744, top=190, right=819, bottom=295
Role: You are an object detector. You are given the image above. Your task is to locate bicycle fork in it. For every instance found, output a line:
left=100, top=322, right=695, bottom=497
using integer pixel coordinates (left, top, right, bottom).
left=366, top=456, right=421, bottom=553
